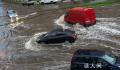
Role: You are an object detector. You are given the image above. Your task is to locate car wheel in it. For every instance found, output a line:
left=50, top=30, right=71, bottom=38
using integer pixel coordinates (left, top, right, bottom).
left=69, top=40, right=75, bottom=43
left=36, top=41, right=45, bottom=44
left=54, top=2, right=57, bottom=4
left=41, top=2, right=44, bottom=5
left=64, top=41, right=70, bottom=44
left=70, top=63, right=78, bottom=70
left=40, top=42, right=45, bottom=45
left=32, top=3, right=34, bottom=5
left=36, top=40, right=40, bottom=43
left=45, top=42, right=49, bottom=44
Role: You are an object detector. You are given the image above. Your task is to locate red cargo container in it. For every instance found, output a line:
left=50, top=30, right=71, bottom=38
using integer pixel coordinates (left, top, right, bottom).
left=64, top=7, right=96, bottom=27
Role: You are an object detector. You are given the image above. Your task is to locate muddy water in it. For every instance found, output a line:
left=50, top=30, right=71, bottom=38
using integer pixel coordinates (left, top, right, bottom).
left=0, top=2, right=16, bottom=70
left=0, top=2, right=120, bottom=70
left=12, top=17, right=120, bottom=70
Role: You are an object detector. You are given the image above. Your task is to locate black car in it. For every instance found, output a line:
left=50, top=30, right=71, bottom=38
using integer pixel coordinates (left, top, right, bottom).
left=71, top=49, right=120, bottom=70
left=22, top=1, right=34, bottom=6
left=36, top=29, right=77, bottom=44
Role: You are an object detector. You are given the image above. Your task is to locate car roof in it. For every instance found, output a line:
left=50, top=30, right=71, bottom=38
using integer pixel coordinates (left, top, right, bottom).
left=73, top=49, right=105, bottom=58
left=48, top=29, right=75, bottom=34
left=7, top=10, right=16, bottom=13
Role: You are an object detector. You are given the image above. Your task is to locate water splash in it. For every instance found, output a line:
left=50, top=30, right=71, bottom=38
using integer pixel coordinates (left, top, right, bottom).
left=9, top=12, right=37, bottom=29
left=54, top=15, right=120, bottom=54
left=25, top=32, right=47, bottom=51
left=54, top=15, right=75, bottom=30
left=10, top=21, right=24, bottom=28
left=32, top=15, right=120, bottom=53
left=20, top=12, right=37, bottom=19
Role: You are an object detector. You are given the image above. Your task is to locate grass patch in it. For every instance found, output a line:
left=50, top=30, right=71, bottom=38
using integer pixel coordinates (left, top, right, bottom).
left=82, top=1, right=113, bottom=7
left=61, top=1, right=120, bottom=9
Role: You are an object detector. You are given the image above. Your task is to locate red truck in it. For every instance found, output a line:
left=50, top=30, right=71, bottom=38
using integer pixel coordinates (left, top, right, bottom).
left=64, top=7, right=96, bottom=27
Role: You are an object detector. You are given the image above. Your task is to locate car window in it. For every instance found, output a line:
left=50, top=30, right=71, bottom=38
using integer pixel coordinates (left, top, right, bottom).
left=9, top=11, right=16, bottom=14
left=74, top=57, right=97, bottom=64
left=97, top=58, right=108, bottom=66
left=9, top=11, right=14, bottom=14
left=56, top=32, right=65, bottom=36
left=45, top=33, right=56, bottom=37
left=12, top=11, right=15, bottom=13
left=102, top=55, right=116, bottom=65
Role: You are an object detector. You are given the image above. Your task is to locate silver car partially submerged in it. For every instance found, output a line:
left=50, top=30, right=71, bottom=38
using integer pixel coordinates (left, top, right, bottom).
left=7, top=10, right=19, bottom=22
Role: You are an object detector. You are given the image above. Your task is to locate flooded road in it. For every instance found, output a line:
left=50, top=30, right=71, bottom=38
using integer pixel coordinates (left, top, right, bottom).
left=0, top=1, right=120, bottom=70
left=0, top=1, right=13, bottom=59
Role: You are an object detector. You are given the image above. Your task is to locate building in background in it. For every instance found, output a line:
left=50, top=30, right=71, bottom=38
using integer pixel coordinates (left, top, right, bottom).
left=3, top=0, right=107, bottom=4
left=90, top=0, right=107, bottom=3
left=75, top=0, right=107, bottom=3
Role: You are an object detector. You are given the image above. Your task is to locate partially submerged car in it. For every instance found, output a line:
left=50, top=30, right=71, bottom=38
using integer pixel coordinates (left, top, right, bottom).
left=7, top=10, right=18, bottom=18
left=39, top=0, right=59, bottom=4
left=71, top=49, right=120, bottom=70
left=22, top=1, right=34, bottom=6
left=36, top=29, right=77, bottom=44
left=7, top=10, right=18, bottom=22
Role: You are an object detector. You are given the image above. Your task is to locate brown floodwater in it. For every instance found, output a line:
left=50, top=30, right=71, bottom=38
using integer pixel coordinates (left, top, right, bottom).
left=0, top=1, right=120, bottom=70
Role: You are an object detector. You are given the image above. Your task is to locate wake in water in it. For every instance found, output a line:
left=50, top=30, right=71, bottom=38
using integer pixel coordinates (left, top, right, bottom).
left=25, top=14, right=120, bottom=55
left=9, top=12, right=37, bottom=29
left=25, top=31, right=73, bottom=51
left=25, top=32, right=47, bottom=51
left=43, top=63, right=70, bottom=70
left=19, top=12, right=37, bottom=19
left=10, top=21, right=24, bottom=29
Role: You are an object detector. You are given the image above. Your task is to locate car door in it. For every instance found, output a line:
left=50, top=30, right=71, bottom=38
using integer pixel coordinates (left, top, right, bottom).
left=53, top=32, right=66, bottom=43
left=97, top=58, right=113, bottom=70
left=43, top=33, right=56, bottom=44
left=71, top=57, right=98, bottom=69
left=81, top=57, right=109, bottom=70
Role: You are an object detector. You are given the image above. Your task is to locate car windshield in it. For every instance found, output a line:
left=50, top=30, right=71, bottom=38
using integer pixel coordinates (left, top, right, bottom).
left=9, top=11, right=15, bottom=14
left=102, top=54, right=116, bottom=64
